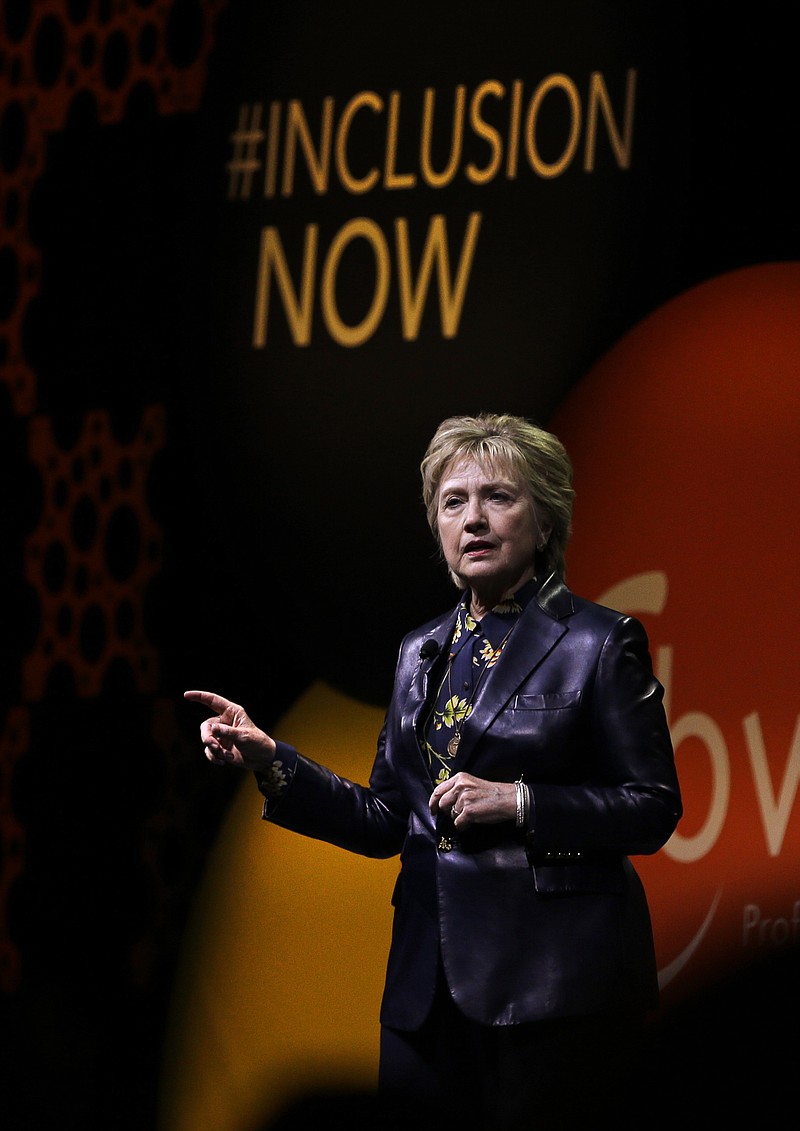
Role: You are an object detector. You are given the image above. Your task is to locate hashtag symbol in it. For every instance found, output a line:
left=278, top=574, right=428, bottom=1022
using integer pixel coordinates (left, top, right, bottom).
left=226, top=103, right=264, bottom=200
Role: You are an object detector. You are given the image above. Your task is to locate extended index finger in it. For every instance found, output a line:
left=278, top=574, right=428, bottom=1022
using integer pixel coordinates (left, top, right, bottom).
left=183, top=689, right=234, bottom=715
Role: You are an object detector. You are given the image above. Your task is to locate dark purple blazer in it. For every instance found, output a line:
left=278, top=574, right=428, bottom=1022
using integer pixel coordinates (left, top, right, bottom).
left=264, top=571, right=682, bottom=1030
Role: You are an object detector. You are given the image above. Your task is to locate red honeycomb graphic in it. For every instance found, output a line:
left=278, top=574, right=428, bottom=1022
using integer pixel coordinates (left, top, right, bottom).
left=24, top=406, right=165, bottom=699
left=0, top=1, right=231, bottom=992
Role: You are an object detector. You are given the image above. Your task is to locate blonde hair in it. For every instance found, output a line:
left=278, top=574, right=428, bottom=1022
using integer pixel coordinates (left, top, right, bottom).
left=420, top=413, right=574, bottom=582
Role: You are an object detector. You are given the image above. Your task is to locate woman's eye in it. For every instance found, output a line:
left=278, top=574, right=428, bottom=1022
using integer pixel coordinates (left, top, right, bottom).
left=442, top=496, right=462, bottom=509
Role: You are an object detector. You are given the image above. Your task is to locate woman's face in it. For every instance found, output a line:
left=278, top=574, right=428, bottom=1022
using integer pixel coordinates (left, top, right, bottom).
left=436, top=454, right=542, bottom=603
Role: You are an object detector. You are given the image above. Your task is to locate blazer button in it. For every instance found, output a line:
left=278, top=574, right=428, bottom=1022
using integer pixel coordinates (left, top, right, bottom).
left=438, top=837, right=454, bottom=852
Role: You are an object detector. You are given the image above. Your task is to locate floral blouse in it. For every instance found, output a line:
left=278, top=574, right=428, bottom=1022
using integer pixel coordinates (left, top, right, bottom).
left=421, top=581, right=535, bottom=785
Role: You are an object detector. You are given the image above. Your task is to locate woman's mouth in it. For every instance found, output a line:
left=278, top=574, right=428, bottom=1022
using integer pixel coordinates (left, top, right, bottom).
left=464, top=539, right=495, bottom=555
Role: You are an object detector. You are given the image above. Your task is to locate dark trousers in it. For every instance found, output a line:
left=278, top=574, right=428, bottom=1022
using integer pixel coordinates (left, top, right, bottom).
left=379, top=970, right=644, bottom=1131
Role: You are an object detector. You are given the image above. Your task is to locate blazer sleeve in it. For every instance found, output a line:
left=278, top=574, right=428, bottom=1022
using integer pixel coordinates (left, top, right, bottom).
left=257, top=725, right=410, bottom=859
left=527, top=613, right=682, bottom=857
left=254, top=634, right=423, bottom=859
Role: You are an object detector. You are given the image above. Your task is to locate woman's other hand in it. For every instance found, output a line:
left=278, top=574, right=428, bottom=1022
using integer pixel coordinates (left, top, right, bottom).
left=429, top=771, right=516, bottom=827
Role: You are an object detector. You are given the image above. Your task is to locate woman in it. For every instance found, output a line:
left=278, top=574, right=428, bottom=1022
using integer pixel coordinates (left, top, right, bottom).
left=185, top=413, right=682, bottom=1130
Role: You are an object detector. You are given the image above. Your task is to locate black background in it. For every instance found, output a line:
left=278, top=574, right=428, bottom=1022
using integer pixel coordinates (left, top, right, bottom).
left=1, top=2, right=798, bottom=1128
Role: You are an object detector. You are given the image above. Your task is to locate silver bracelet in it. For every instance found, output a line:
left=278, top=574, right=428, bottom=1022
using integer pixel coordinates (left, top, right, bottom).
left=515, top=777, right=528, bottom=829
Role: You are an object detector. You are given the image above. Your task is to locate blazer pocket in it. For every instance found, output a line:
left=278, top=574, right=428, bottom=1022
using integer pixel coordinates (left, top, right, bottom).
left=512, top=690, right=582, bottom=710
left=532, top=862, right=624, bottom=895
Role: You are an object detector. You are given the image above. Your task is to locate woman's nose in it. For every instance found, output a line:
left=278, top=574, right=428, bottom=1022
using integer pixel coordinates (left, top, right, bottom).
left=464, top=497, right=487, bottom=529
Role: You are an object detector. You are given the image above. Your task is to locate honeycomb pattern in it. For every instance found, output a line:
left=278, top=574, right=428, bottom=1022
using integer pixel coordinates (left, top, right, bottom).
left=24, top=406, right=165, bottom=698
left=0, top=1, right=230, bottom=993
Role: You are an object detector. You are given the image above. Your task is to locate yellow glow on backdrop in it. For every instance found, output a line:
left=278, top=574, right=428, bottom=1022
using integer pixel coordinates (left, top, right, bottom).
left=159, top=683, right=395, bottom=1131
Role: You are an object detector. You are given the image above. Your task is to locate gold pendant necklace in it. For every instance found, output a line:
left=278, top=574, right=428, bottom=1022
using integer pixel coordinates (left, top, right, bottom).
left=444, top=621, right=516, bottom=757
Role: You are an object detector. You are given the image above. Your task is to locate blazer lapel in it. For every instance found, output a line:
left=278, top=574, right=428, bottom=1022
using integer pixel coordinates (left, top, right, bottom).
left=452, top=573, right=574, bottom=770
left=400, top=607, right=459, bottom=755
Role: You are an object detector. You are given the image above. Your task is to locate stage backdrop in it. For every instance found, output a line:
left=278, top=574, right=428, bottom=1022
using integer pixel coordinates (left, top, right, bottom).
left=0, top=3, right=798, bottom=1130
